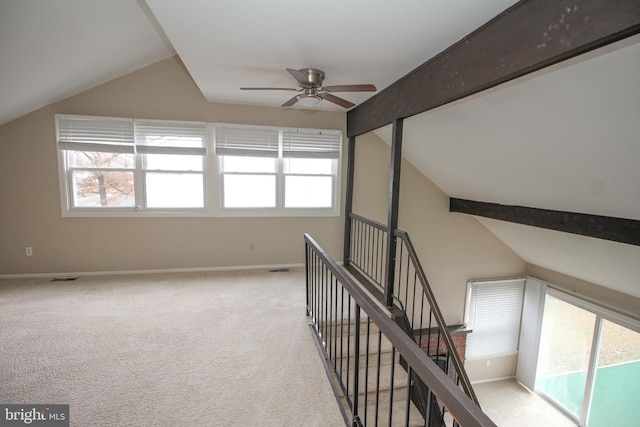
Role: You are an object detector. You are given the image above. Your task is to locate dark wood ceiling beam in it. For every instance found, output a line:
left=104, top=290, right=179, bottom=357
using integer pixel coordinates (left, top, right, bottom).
left=347, top=0, right=640, bottom=137
left=450, top=198, right=640, bottom=246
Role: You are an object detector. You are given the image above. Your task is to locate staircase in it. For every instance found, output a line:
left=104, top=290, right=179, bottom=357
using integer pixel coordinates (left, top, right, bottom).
left=322, top=317, right=429, bottom=426
left=305, top=219, right=497, bottom=427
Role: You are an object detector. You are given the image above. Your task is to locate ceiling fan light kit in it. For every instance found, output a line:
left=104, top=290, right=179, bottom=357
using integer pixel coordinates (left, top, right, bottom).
left=297, top=94, right=322, bottom=107
left=240, top=68, right=377, bottom=109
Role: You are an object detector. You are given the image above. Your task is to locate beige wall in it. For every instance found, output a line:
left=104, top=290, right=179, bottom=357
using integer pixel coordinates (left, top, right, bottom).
left=0, top=57, right=346, bottom=275
left=351, top=132, right=526, bottom=382
left=351, top=132, right=525, bottom=324
left=465, top=354, right=518, bottom=383
left=1, top=55, right=529, bottom=382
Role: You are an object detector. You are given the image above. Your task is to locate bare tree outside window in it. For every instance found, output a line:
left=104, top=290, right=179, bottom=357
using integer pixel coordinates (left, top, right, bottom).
left=70, top=151, right=135, bottom=207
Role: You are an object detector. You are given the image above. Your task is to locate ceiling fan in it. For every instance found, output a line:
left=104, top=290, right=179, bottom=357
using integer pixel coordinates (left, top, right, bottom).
left=240, top=68, right=377, bottom=108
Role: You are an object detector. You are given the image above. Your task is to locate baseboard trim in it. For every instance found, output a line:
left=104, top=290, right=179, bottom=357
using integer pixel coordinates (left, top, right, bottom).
left=470, top=375, right=515, bottom=385
left=0, top=263, right=306, bottom=279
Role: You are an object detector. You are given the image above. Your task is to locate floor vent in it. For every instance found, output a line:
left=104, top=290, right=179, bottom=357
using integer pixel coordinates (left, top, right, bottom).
left=268, top=268, right=290, bottom=273
left=50, top=276, right=79, bottom=282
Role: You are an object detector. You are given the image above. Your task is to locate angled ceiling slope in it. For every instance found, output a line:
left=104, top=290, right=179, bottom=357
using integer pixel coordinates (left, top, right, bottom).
left=372, top=29, right=640, bottom=298
left=0, top=0, right=174, bottom=126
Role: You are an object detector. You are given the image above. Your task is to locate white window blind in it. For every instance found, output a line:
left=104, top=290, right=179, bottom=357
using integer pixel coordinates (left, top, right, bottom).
left=135, top=119, right=207, bottom=155
left=282, top=128, right=341, bottom=159
left=57, top=115, right=134, bottom=153
left=465, top=278, right=525, bottom=359
left=214, top=124, right=279, bottom=158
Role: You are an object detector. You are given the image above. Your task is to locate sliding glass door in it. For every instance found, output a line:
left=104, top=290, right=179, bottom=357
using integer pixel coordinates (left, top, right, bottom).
left=535, top=294, right=596, bottom=419
left=534, top=291, right=640, bottom=426
left=587, top=320, right=640, bottom=426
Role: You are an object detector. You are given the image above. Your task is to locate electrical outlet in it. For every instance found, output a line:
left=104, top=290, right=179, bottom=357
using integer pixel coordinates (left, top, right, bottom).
left=25, top=247, right=33, bottom=256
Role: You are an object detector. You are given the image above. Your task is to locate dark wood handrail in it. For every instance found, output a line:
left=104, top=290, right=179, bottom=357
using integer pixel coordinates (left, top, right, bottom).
left=394, top=229, right=478, bottom=405
left=349, top=212, right=387, bottom=231
left=305, top=233, right=496, bottom=427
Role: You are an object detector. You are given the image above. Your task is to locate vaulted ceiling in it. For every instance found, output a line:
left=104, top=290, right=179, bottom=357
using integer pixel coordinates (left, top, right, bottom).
left=1, top=1, right=638, bottom=298
left=373, top=34, right=640, bottom=298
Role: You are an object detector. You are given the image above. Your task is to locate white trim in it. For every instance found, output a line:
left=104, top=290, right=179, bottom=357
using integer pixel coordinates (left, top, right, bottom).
left=533, top=275, right=640, bottom=328
left=0, top=263, right=306, bottom=280
left=516, top=276, right=547, bottom=390
left=464, top=351, right=518, bottom=362
left=469, top=376, right=515, bottom=385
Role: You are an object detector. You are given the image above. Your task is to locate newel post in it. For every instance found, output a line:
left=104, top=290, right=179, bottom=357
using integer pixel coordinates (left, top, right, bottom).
left=343, top=135, right=356, bottom=266
left=384, top=119, right=403, bottom=306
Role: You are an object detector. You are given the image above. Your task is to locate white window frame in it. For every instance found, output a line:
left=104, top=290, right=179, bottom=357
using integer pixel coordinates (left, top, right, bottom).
left=55, top=115, right=342, bottom=218
left=212, top=123, right=342, bottom=217
left=520, top=277, right=640, bottom=426
left=56, top=114, right=208, bottom=217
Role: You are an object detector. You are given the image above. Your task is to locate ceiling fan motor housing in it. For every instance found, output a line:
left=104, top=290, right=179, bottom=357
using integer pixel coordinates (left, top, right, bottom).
left=299, top=68, right=325, bottom=87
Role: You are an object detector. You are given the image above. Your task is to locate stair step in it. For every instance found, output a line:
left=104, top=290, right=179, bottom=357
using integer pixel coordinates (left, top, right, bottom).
left=356, top=387, right=426, bottom=427
left=315, top=317, right=443, bottom=426
left=335, top=355, right=410, bottom=395
left=318, top=316, right=381, bottom=336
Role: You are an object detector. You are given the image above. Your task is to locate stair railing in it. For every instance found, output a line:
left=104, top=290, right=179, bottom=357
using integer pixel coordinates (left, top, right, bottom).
left=305, top=233, right=496, bottom=427
left=347, top=213, right=478, bottom=405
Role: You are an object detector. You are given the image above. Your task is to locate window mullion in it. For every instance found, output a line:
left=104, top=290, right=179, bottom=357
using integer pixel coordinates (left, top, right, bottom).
left=65, top=152, right=74, bottom=211
left=133, top=143, right=144, bottom=211
left=277, top=131, right=285, bottom=210
left=581, top=315, right=603, bottom=425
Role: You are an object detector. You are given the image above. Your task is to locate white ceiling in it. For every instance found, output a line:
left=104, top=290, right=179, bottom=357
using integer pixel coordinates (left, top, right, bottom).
left=1, top=1, right=638, bottom=298
left=375, top=35, right=640, bottom=298
left=145, top=0, right=519, bottom=110
left=0, top=0, right=175, bottom=126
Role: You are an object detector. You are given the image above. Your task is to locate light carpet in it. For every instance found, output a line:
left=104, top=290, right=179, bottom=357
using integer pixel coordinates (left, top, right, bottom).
left=0, top=268, right=344, bottom=426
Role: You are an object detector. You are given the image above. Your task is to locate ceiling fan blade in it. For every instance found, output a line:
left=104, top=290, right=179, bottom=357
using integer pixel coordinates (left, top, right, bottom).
left=323, top=93, right=355, bottom=109
left=281, top=95, right=299, bottom=107
left=286, top=68, right=310, bottom=86
left=240, top=87, right=299, bottom=91
left=324, top=84, right=377, bottom=93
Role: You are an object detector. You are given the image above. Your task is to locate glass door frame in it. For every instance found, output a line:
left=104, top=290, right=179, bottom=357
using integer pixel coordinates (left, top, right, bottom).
left=536, top=288, right=640, bottom=426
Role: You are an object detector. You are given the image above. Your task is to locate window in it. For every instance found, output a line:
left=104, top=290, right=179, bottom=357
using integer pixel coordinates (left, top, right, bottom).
left=56, top=115, right=206, bottom=216
left=214, top=124, right=341, bottom=216
left=464, top=278, right=525, bottom=359
left=135, top=120, right=206, bottom=209
left=56, top=115, right=342, bottom=217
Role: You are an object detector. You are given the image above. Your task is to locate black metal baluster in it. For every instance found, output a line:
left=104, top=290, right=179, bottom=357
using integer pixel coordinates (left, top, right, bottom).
left=363, top=317, right=371, bottom=426
left=411, top=270, right=418, bottom=334
left=334, top=278, right=339, bottom=368
left=418, top=290, right=426, bottom=352
left=405, top=366, right=412, bottom=427
left=320, top=265, right=325, bottom=344
left=427, top=310, right=434, bottom=359
left=354, top=219, right=360, bottom=269
left=375, top=330, right=382, bottom=426
left=352, top=306, right=362, bottom=426
left=373, top=228, right=379, bottom=284
left=346, top=294, right=352, bottom=402
left=327, top=275, right=337, bottom=366
left=388, top=346, right=397, bottom=426
left=396, top=240, right=404, bottom=307
left=339, top=287, right=345, bottom=383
